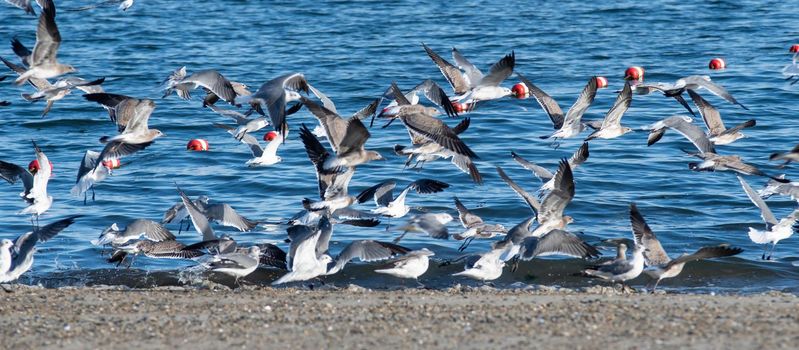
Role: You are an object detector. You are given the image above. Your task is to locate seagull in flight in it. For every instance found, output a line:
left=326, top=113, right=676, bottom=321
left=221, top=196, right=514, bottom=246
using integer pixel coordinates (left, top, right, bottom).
left=738, top=176, right=799, bottom=260
left=14, top=0, right=77, bottom=85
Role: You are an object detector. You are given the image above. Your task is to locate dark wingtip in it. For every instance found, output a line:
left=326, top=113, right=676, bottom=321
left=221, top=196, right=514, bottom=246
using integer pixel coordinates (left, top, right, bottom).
left=769, top=153, right=781, bottom=161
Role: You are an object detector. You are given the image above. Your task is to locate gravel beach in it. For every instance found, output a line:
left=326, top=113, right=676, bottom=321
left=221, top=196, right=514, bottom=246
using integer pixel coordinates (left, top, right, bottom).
left=1, top=285, right=797, bottom=349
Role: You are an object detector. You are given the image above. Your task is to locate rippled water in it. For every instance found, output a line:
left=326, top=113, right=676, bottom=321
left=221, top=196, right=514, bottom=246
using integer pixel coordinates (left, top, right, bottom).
left=1, top=0, right=798, bottom=292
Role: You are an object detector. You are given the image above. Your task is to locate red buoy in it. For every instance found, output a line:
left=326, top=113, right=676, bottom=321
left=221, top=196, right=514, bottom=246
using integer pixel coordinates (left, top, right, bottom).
left=264, top=131, right=279, bottom=142
left=595, top=76, right=608, bottom=88
left=450, top=101, right=475, bottom=113
left=624, top=66, right=644, bottom=81
left=102, top=158, right=121, bottom=169
left=790, top=44, right=799, bottom=53
left=708, top=58, right=726, bottom=70
left=511, top=82, right=529, bottom=98
left=186, top=139, right=209, bottom=151
left=27, top=159, right=53, bottom=176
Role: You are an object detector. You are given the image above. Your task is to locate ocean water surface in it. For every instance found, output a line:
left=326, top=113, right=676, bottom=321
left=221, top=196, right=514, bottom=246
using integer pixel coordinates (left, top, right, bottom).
left=1, top=0, right=798, bottom=292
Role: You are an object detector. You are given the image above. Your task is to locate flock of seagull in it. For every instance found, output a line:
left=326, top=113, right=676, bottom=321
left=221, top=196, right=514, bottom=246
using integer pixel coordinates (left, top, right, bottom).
left=1, top=0, right=798, bottom=293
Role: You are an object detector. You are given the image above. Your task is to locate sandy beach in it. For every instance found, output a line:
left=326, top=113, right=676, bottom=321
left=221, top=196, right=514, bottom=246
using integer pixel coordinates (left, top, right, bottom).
left=1, top=285, right=797, bottom=349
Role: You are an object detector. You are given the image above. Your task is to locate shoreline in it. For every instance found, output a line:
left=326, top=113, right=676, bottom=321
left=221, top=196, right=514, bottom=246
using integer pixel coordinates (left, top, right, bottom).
left=2, top=285, right=797, bottom=349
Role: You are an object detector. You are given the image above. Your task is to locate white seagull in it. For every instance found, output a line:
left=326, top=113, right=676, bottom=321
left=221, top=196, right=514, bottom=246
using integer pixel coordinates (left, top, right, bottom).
left=738, top=175, right=799, bottom=260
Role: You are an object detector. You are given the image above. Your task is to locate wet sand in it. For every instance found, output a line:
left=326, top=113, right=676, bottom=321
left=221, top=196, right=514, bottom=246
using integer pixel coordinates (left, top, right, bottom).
left=1, top=285, right=797, bottom=349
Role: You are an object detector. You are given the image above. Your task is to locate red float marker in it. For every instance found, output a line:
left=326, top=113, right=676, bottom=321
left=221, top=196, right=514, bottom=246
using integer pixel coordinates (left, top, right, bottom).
left=708, top=57, right=726, bottom=70
left=511, top=82, right=529, bottom=98
left=790, top=44, right=799, bottom=53
left=264, top=131, right=279, bottom=142
left=624, top=66, right=644, bottom=81
left=595, top=76, right=608, bottom=88
left=450, top=101, right=475, bottom=114
left=187, top=139, right=209, bottom=151
left=27, top=159, right=53, bottom=176
left=102, top=158, right=121, bottom=169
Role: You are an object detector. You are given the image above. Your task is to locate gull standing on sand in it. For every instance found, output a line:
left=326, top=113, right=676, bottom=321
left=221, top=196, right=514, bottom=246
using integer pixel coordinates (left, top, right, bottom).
left=422, top=43, right=517, bottom=103
left=647, top=116, right=786, bottom=182
left=0, top=215, right=79, bottom=290
left=738, top=176, right=799, bottom=260
left=585, top=82, right=633, bottom=141
left=523, top=75, right=598, bottom=140
left=687, top=89, right=755, bottom=146
left=452, top=196, right=507, bottom=251
left=511, top=142, right=589, bottom=192
left=355, top=179, right=450, bottom=220
left=630, top=203, right=743, bottom=291
left=14, top=0, right=76, bottom=85
left=375, top=248, right=435, bottom=284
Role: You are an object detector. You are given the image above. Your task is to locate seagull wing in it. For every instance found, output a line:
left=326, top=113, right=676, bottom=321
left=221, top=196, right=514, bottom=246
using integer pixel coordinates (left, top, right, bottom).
left=331, top=240, right=409, bottom=273
left=629, top=203, right=670, bottom=266
left=30, top=0, right=61, bottom=67
left=477, top=51, right=515, bottom=87
left=599, top=81, right=632, bottom=129
left=495, top=166, right=541, bottom=215
left=510, top=151, right=554, bottom=182
left=451, top=47, right=484, bottom=86
left=204, top=203, right=257, bottom=232
left=737, top=175, right=779, bottom=227
left=422, top=43, right=471, bottom=94
left=177, top=187, right=215, bottom=241
left=664, top=245, right=743, bottom=269
left=520, top=229, right=601, bottom=260
left=687, top=89, right=725, bottom=136
left=517, top=73, right=564, bottom=129
left=563, top=77, right=598, bottom=126
left=538, top=159, right=574, bottom=223
left=454, top=196, right=484, bottom=228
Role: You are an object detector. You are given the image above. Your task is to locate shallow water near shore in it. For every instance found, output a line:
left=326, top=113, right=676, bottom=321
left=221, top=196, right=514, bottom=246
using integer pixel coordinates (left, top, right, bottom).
left=1, top=0, right=799, bottom=293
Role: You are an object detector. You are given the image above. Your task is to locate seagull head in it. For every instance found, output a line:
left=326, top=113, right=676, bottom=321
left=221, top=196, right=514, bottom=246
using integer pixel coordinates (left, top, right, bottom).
left=564, top=216, right=575, bottom=225
left=1, top=239, right=13, bottom=251
left=366, top=151, right=384, bottom=161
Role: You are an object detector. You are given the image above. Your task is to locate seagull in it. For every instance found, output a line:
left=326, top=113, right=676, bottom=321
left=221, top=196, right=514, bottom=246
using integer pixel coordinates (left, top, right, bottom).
left=299, top=98, right=383, bottom=171
left=758, top=175, right=799, bottom=202
left=325, top=240, right=410, bottom=275
left=355, top=179, right=450, bottom=219
left=530, top=159, right=576, bottom=237
left=394, top=117, right=482, bottom=184
left=84, top=93, right=164, bottom=164
left=70, top=150, right=111, bottom=204
left=737, top=176, right=799, bottom=260
left=630, top=203, right=743, bottom=291
left=510, top=142, right=589, bottom=193
left=499, top=216, right=600, bottom=266
left=14, top=0, right=77, bottom=85
left=585, top=82, right=633, bottom=141
left=422, top=43, right=516, bottom=103
left=496, top=166, right=541, bottom=216
left=205, top=246, right=261, bottom=284
left=769, top=144, right=799, bottom=167
left=67, top=0, right=134, bottom=12
left=647, top=115, right=787, bottom=182
left=374, top=79, right=459, bottom=122
left=451, top=241, right=507, bottom=281
left=521, top=74, right=598, bottom=140
left=303, top=96, right=379, bottom=139
left=630, top=75, right=748, bottom=112
left=0, top=141, right=52, bottom=224
left=176, top=187, right=258, bottom=234
left=452, top=196, right=507, bottom=251
left=582, top=243, right=646, bottom=292
left=215, top=124, right=284, bottom=167
left=298, top=124, right=358, bottom=213
left=162, top=67, right=243, bottom=107
left=108, top=239, right=204, bottom=267
left=0, top=215, right=79, bottom=290
left=272, top=219, right=335, bottom=285
left=4, top=0, right=35, bottom=14
left=91, top=219, right=176, bottom=247
left=161, top=195, right=209, bottom=233
left=374, top=248, right=435, bottom=283
left=687, top=89, right=755, bottom=146
left=393, top=213, right=453, bottom=243
left=235, top=72, right=327, bottom=139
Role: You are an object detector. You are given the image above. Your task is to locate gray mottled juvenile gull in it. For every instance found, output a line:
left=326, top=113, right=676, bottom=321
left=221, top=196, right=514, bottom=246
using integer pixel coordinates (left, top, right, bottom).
left=630, top=203, right=742, bottom=291
left=272, top=219, right=335, bottom=285
left=70, top=150, right=111, bottom=204
left=91, top=219, right=176, bottom=247
left=511, top=142, right=589, bottom=192
left=355, top=179, right=449, bottom=219
left=521, top=75, right=598, bottom=139
left=769, top=144, right=799, bottom=167
left=393, top=212, right=453, bottom=243
left=325, top=240, right=410, bottom=275
left=108, top=240, right=204, bottom=267
left=451, top=241, right=507, bottom=281
left=5, top=0, right=35, bottom=14
left=585, top=82, right=633, bottom=141
left=374, top=248, right=435, bottom=283
left=422, top=43, right=516, bottom=103
left=452, top=196, right=507, bottom=251
left=738, top=176, right=799, bottom=260
left=758, top=175, right=799, bottom=202
left=15, top=0, right=77, bottom=85
left=84, top=93, right=163, bottom=163
left=162, top=67, right=242, bottom=107
left=687, top=89, right=755, bottom=146
left=0, top=215, right=79, bottom=289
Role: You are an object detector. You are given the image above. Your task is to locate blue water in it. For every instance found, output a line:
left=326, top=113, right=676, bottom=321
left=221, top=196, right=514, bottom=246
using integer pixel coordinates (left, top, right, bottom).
left=1, top=0, right=798, bottom=292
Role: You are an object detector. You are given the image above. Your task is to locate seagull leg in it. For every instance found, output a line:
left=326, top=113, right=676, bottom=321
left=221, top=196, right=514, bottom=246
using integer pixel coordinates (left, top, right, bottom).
left=509, top=256, right=521, bottom=273
left=761, top=244, right=769, bottom=260
left=651, top=279, right=661, bottom=293
left=767, top=243, right=777, bottom=260
left=458, top=237, right=474, bottom=252
left=83, top=192, right=88, bottom=206
left=0, top=284, right=12, bottom=293
left=392, top=230, right=408, bottom=244
left=91, top=186, right=96, bottom=202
